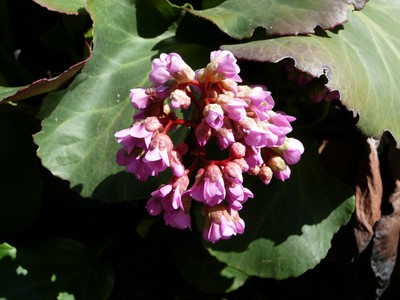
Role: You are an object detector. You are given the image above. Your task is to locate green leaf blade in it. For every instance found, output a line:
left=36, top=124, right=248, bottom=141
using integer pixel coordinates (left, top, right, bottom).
left=33, top=0, right=85, bottom=15
left=206, top=135, right=355, bottom=279
left=222, top=0, right=400, bottom=143
left=186, top=0, right=367, bottom=39
left=34, top=0, right=175, bottom=201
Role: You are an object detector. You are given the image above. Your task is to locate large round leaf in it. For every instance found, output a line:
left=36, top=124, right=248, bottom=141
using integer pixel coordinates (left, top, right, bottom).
left=34, top=0, right=175, bottom=201
left=222, top=0, right=400, bottom=144
left=206, top=134, right=355, bottom=279
left=184, top=0, right=367, bottom=39
left=33, top=0, right=85, bottom=14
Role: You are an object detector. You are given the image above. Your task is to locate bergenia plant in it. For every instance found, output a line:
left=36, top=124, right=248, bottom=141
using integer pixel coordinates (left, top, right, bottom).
left=1, top=0, right=399, bottom=299
left=115, top=50, right=304, bottom=242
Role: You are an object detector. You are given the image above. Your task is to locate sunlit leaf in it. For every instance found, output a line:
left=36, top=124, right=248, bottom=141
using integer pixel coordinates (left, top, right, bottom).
left=185, top=0, right=367, bottom=39
left=33, top=0, right=85, bottom=15
left=34, top=0, right=176, bottom=200
left=0, top=243, right=16, bottom=260
left=222, top=0, right=400, bottom=144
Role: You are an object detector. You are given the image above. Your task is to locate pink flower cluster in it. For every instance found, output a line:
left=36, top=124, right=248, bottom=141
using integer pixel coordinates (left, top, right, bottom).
left=115, top=50, right=304, bottom=242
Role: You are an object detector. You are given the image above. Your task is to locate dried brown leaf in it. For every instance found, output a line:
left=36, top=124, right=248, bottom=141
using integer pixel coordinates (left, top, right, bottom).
left=354, top=137, right=383, bottom=253
left=371, top=135, right=400, bottom=298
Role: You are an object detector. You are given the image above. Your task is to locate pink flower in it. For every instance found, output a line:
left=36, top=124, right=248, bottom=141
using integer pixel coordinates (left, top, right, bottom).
left=169, top=149, right=185, bottom=177
left=268, top=156, right=291, bottom=181
left=143, top=132, right=173, bottom=173
left=163, top=209, right=191, bottom=230
left=226, top=183, right=253, bottom=210
left=125, top=155, right=157, bottom=181
left=222, top=161, right=243, bottom=184
left=149, top=53, right=195, bottom=85
left=240, top=118, right=278, bottom=148
left=215, top=119, right=235, bottom=149
left=129, top=117, right=162, bottom=148
left=280, top=137, right=304, bottom=165
left=218, top=94, right=247, bottom=122
left=130, top=87, right=153, bottom=110
left=258, top=165, right=273, bottom=185
left=203, top=50, right=242, bottom=83
left=169, top=89, right=191, bottom=109
left=202, top=205, right=245, bottom=243
left=239, top=85, right=275, bottom=121
left=145, top=195, right=163, bottom=216
left=244, top=146, right=263, bottom=169
left=189, top=165, right=226, bottom=206
left=230, top=142, right=246, bottom=159
left=195, top=120, right=212, bottom=146
left=115, top=128, right=138, bottom=154
left=203, top=103, right=224, bottom=129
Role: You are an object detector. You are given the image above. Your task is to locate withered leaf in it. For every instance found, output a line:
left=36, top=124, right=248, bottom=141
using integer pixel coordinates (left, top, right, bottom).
left=371, top=135, right=400, bottom=299
left=354, top=137, right=383, bottom=253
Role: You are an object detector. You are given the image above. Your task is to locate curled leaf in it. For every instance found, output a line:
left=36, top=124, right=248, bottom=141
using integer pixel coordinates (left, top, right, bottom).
left=354, top=137, right=383, bottom=253
left=371, top=134, right=400, bottom=298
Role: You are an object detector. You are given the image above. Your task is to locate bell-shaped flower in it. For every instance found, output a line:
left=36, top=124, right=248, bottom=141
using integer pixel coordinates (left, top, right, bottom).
left=202, top=204, right=245, bottom=243
left=202, top=50, right=242, bottom=83
left=163, top=208, right=191, bottom=230
left=268, top=156, right=291, bottom=181
left=149, top=52, right=195, bottom=85
left=279, top=137, right=305, bottom=165
left=130, top=87, right=153, bottom=110
left=195, top=120, right=212, bottom=146
left=169, top=89, right=191, bottom=110
left=240, top=117, right=279, bottom=148
left=189, top=165, right=226, bottom=206
left=143, top=132, right=173, bottom=173
left=203, top=103, right=224, bottom=130
left=215, top=119, right=235, bottom=149
left=238, top=85, right=275, bottom=121
left=226, top=183, right=254, bottom=210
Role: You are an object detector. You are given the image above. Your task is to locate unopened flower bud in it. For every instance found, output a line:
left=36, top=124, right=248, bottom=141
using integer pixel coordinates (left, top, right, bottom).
left=230, top=142, right=246, bottom=158
left=203, top=103, right=224, bottom=129
left=258, top=165, right=273, bottom=185
left=268, top=156, right=287, bottom=172
left=170, top=89, right=191, bottom=109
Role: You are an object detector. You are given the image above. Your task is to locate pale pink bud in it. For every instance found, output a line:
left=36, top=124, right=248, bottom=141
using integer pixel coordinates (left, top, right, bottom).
left=203, top=50, right=242, bottom=83
left=258, top=165, right=273, bottom=185
left=195, top=120, right=212, bottom=146
left=169, top=149, right=185, bottom=177
left=222, top=161, right=243, bottom=184
left=230, top=142, right=246, bottom=158
left=170, top=89, right=191, bottom=109
left=280, top=137, right=304, bottom=165
left=203, top=103, right=224, bottom=129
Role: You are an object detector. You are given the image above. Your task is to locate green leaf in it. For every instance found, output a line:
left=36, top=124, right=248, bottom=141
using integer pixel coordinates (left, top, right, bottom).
left=0, top=53, right=90, bottom=103
left=34, top=0, right=177, bottom=201
left=0, top=238, right=113, bottom=300
left=0, top=243, right=17, bottom=260
left=222, top=0, right=400, bottom=144
left=0, top=112, right=41, bottom=236
left=206, top=134, right=355, bottom=279
left=185, top=0, right=366, bottom=39
left=171, top=230, right=248, bottom=293
left=33, top=0, right=85, bottom=15
left=57, top=292, right=75, bottom=300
